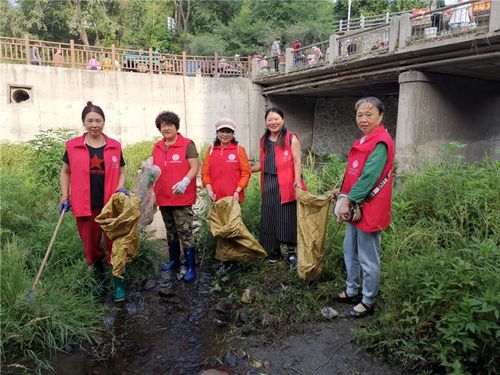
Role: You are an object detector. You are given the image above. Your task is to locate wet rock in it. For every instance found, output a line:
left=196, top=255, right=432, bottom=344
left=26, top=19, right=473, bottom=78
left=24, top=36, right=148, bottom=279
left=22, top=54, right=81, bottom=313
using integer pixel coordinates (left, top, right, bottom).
left=248, top=336, right=264, bottom=348
left=126, top=304, right=138, bottom=315
left=103, top=316, right=115, bottom=329
left=237, top=309, right=251, bottom=323
left=214, top=298, right=233, bottom=315
left=136, top=347, right=150, bottom=356
left=143, top=279, right=156, bottom=290
left=63, top=344, right=75, bottom=353
left=241, top=324, right=254, bottom=335
left=188, top=336, right=198, bottom=344
left=158, top=288, right=175, bottom=298
left=261, top=313, right=275, bottom=327
left=321, top=307, right=338, bottom=320
left=223, top=350, right=239, bottom=368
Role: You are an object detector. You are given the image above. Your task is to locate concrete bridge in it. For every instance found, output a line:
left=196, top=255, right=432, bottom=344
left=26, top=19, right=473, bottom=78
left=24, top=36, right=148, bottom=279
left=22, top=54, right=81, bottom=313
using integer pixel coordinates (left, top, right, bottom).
left=253, top=1, right=500, bottom=169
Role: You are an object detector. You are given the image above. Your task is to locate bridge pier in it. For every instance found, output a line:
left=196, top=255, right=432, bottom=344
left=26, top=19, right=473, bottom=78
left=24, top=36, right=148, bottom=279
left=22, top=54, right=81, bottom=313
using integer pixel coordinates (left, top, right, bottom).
left=396, top=71, right=500, bottom=171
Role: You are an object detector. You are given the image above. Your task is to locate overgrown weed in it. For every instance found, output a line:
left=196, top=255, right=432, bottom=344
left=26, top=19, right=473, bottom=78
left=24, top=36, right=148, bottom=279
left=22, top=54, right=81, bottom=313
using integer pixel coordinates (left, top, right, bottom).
left=208, top=151, right=499, bottom=374
left=0, top=132, right=167, bottom=372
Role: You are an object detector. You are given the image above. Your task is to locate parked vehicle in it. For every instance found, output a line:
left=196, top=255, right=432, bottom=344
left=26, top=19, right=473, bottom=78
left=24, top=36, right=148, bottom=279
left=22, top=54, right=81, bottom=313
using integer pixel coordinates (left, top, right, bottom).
left=122, top=48, right=165, bottom=73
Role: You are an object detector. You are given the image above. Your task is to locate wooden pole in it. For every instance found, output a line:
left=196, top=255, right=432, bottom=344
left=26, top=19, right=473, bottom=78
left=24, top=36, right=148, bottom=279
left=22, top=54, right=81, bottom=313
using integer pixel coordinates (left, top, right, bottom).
left=70, top=39, right=75, bottom=68
left=24, top=34, right=30, bottom=64
left=149, top=47, right=153, bottom=73
left=111, top=44, right=116, bottom=70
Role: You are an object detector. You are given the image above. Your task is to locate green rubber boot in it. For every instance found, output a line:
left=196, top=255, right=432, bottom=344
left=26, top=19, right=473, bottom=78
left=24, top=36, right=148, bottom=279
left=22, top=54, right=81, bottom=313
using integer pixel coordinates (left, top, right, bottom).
left=112, top=276, right=126, bottom=302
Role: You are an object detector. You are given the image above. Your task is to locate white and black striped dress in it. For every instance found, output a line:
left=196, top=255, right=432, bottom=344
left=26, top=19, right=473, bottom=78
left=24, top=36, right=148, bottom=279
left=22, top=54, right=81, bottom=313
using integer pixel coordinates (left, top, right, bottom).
left=259, top=140, right=297, bottom=251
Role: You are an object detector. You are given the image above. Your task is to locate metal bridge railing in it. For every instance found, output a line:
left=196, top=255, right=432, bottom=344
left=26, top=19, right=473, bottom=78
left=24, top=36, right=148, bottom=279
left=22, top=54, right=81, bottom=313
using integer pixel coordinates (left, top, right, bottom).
left=335, top=10, right=408, bottom=32
left=409, top=0, right=491, bottom=43
left=336, top=23, right=390, bottom=62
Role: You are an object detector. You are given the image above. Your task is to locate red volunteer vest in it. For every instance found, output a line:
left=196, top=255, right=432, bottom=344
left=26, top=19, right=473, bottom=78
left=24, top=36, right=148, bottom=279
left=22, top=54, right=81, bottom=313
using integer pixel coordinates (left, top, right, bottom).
left=152, top=133, right=196, bottom=206
left=66, top=133, right=122, bottom=217
left=208, top=143, right=245, bottom=202
left=259, top=131, right=307, bottom=204
left=341, top=125, right=395, bottom=232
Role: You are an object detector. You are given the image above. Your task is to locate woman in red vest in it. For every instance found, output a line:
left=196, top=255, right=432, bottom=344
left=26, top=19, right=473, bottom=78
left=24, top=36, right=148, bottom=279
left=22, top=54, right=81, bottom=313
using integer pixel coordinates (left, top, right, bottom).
left=202, top=118, right=251, bottom=203
left=152, top=111, right=199, bottom=282
left=201, top=118, right=251, bottom=272
left=251, top=107, right=306, bottom=267
left=334, top=97, right=395, bottom=318
left=59, top=101, right=129, bottom=302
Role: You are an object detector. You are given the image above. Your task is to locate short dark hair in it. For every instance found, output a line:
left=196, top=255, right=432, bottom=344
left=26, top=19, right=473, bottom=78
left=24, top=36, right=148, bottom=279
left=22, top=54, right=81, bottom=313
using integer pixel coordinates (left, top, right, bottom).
left=81, top=101, right=105, bottom=122
left=355, top=96, right=385, bottom=114
left=155, top=111, right=180, bottom=130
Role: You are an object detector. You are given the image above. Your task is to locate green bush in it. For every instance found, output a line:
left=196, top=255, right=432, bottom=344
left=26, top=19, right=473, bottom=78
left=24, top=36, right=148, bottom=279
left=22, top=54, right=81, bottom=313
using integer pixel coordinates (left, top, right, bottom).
left=358, top=159, right=500, bottom=374
left=122, top=140, right=156, bottom=190
left=29, top=129, right=76, bottom=185
left=0, top=133, right=166, bottom=372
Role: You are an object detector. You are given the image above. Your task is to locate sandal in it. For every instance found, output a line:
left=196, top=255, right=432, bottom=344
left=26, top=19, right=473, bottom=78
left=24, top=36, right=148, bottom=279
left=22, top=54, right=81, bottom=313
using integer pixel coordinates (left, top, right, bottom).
left=335, top=289, right=362, bottom=304
left=345, top=302, right=375, bottom=318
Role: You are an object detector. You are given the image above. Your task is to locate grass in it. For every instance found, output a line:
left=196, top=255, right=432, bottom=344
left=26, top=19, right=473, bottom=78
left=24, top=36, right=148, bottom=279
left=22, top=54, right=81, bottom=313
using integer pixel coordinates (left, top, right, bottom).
left=0, top=132, right=165, bottom=373
left=206, top=152, right=499, bottom=375
left=1, top=131, right=498, bottom=374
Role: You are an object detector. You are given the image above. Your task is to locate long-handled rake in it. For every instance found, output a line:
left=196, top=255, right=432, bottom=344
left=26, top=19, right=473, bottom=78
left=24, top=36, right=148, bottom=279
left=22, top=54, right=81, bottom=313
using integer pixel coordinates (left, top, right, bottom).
left=26, top=210, right=66, bottom=304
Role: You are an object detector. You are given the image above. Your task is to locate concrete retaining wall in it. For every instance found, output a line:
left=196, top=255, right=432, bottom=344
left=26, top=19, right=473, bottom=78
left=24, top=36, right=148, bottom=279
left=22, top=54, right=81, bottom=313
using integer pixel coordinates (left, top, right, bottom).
left=0, top=64, right=265, bottom=157
left=312, top=96, right=398, bottom=156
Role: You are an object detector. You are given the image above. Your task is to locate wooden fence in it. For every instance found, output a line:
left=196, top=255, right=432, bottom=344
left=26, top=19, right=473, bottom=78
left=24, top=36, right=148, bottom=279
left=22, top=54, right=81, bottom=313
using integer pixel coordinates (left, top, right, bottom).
left=0, top=35, right=250, bottom=77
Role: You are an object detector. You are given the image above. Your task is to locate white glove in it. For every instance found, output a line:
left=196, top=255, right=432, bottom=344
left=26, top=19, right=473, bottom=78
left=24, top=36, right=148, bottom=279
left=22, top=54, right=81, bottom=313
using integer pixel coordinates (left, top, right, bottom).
left=172, top=177, right=191, bottom=194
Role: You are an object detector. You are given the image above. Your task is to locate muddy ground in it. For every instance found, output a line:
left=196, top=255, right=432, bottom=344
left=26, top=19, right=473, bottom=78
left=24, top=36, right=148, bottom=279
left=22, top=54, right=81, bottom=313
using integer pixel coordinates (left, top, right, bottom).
left=49, top=265, right=402, bottom=375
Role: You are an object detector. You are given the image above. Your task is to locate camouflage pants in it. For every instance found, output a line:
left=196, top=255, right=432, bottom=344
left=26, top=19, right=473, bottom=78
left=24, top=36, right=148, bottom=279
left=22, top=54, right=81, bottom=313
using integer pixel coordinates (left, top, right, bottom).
left=159, top=206, right=195, bottom=248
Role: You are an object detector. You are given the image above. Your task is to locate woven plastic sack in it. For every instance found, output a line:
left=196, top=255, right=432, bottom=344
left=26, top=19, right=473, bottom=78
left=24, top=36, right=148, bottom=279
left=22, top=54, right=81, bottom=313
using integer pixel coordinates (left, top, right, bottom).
left=206, top=197, right=267, bottom=262
left=95, top=193, right=141, bottom=277
left=296, top=189, right=333, bottom=281
left=134, top=157, right=161, bottom=231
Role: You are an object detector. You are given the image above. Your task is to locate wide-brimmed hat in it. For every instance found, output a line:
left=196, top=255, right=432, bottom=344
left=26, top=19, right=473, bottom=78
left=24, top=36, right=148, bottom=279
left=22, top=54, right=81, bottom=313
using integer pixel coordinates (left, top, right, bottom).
left=215, top=118, right=236, bottom=132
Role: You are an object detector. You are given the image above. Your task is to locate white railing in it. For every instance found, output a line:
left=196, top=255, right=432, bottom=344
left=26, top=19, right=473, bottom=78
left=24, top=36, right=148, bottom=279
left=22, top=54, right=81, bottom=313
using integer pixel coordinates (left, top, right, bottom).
left=335, top=10, right=408, bottom=32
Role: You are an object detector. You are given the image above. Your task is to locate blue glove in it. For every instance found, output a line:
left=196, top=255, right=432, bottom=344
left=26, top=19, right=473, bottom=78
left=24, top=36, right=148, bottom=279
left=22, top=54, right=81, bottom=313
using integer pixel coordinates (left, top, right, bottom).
left=58, top=198, right=71, bottom=214
left=116, top=188, right=130, bottom=196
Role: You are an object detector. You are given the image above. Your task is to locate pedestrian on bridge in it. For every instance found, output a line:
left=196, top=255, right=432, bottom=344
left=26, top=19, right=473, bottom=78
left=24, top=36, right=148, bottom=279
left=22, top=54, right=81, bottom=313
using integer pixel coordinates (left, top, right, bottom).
left=152, top=111, right=199, bottom=282
left=251, top=108, right=306, bottom=268
left=334, top=97, right=395, bottom=318
left=59, top=101, right=129, bottom=302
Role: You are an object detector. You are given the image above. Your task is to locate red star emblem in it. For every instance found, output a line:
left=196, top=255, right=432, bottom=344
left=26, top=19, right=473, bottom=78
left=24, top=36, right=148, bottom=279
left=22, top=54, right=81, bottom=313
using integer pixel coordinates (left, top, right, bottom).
left=90, top=154, right=104, bottom=169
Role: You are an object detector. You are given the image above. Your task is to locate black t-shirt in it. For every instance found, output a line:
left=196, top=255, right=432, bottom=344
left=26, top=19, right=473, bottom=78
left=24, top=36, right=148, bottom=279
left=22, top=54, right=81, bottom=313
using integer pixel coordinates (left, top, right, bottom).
left=63, top=145, right=125, bottom=208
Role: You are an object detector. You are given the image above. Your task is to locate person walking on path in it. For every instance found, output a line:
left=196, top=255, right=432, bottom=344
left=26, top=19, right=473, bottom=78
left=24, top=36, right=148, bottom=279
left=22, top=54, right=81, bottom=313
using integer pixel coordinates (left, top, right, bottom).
left=271, top=37, right=281, bottom=72
left=334, top=96, right=395, bottom=318
left=30, top=43, right=41, bottom=65
left=251, top=108, right=306, bottom=268
left=152, top=111, right=199, bottom=282
left=53, top=49, right=63, bottom=67
left=59, top=101, right=129, bottom=302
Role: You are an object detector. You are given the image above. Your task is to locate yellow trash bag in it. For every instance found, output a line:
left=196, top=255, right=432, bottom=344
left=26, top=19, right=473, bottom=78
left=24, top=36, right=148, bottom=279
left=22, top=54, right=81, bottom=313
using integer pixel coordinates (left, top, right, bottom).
left=206, top=197, right=267, bottom=262
left=95, top=193, right=141, bottom=277
left=296, top=189, right=333, bottom=281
